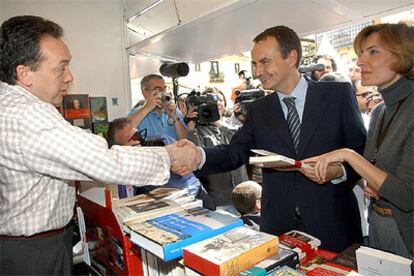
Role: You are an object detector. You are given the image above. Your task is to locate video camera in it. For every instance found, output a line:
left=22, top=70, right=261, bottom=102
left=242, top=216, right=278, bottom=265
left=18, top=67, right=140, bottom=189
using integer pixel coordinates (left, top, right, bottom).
left=298, top=63, right=325, bottom=80
left=185, top=91, right=220, bottom=124
left=235, top=89, right=265, bottom=116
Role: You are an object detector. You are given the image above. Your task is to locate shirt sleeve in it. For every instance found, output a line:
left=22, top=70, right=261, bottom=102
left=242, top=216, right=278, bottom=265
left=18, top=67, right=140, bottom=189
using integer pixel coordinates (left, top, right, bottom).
left=19, top=103, right=171, bottom=186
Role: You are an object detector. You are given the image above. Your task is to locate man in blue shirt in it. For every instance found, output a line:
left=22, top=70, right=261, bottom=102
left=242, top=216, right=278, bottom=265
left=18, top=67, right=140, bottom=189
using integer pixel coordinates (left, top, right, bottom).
left=106, top=118, right=215, bottom=210
left=128, top=74, right=188, bottom=140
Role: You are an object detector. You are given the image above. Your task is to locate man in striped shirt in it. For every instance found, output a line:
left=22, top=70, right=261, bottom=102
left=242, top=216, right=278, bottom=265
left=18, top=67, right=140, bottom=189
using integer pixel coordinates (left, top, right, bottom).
left=0, top=15, right=199, bottom=275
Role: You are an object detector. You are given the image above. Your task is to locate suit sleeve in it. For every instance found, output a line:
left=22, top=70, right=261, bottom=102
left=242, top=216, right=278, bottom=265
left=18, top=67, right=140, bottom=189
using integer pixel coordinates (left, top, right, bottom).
left=198, top=104, right=257, bottom=175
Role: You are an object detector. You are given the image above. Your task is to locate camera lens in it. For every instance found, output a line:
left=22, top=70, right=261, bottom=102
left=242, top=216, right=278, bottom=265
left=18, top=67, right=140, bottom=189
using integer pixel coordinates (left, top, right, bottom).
left=161, top=93, right=171, bottom=103
left=202, top=108, right=212, bottom=119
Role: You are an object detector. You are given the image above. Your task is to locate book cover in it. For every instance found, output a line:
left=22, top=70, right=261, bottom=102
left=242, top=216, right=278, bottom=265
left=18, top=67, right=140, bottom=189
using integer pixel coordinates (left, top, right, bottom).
left=127, top=207, right=244, bottom=261
left=327, top=243, right=360, bottom=272
left=272, top=265, right=305, bottom=275
left=279, top=233, right=315, bottom=260
left=93, top=122, right=109, bottom=138
left=356, top=246, right=412, bottom=276
left=304, top=264, right=350, bottom=276
left=89, top=96, right=108, bottom=123
left=284, top=230, right=321, bottom=249
left=62, top=94, right=91, bottom=130
left=250, top=149, right=310, bottom=170
left=239, top=247, right=300, bottom=275
left=119, top=196, right=200, bottom=224
left=183, top=226, right=278, bottom=276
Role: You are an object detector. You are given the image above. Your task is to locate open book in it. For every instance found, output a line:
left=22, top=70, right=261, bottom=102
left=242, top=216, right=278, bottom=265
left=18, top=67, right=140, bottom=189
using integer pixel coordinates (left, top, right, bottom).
left=249, top=149, right=310, bottom=170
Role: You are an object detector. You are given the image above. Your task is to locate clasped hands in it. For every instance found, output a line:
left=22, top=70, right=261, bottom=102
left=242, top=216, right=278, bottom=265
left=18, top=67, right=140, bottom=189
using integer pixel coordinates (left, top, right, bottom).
left=165, top=139, right=202, bottom=176
left=296, top=149, right=348, bottom=185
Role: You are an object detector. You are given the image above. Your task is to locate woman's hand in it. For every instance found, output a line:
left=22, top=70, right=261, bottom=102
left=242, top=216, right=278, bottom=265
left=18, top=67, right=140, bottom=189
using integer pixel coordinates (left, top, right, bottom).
left=303, top=149, right=353, bottom=183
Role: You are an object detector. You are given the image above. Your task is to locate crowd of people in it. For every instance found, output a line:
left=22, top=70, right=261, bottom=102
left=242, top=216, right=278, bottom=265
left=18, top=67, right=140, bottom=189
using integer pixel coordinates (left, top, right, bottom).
left=0, top=14, right=412, bottom=276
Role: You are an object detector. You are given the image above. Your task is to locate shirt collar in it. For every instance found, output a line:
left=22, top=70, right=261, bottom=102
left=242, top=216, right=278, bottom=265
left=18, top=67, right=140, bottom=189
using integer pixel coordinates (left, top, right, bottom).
left=276, top=75, right=308, bottom=102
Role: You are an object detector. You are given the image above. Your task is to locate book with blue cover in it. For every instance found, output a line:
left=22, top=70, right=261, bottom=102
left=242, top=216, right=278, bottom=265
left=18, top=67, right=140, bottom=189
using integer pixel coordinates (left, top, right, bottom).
left=126, top=207, right=243, bottom=261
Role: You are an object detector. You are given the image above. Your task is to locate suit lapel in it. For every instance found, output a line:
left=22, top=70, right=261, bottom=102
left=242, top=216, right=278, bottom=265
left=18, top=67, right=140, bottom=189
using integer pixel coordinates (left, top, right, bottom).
left=298, top=81, right=328, bottom=157
left=264, top=93, right=296, bottom=153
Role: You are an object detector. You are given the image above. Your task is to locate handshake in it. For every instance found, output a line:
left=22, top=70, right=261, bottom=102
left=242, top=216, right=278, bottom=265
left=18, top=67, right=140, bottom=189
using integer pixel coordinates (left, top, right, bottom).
left=165, top=139, right=202, bottom=175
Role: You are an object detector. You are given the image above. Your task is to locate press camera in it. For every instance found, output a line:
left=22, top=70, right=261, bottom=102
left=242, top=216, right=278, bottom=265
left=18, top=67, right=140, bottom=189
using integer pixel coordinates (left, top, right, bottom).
left=160, top=92, right=172, bottom=103
left=235, top=89, right=265, bottom=116
left=186, top=91, right=220, bottom=124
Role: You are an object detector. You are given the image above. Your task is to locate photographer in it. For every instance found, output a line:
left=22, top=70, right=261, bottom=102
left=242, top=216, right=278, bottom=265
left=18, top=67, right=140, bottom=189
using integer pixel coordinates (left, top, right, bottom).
left=128, top=74, right=188, bottom=140
left=311, top=55, right=337, bottom=81
left=106, top=118, right=215, bottom=209
left=187, top=87, right=248, bottom=208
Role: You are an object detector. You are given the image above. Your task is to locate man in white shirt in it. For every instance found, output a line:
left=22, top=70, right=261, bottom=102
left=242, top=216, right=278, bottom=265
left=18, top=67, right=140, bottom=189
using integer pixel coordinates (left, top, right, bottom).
left=0, top=15, right=199, bottom=275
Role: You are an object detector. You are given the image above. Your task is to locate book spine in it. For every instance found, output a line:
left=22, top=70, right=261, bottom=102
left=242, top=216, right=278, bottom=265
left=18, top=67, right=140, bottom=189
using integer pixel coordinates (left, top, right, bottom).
left=184, top=239, right=278, bottom=275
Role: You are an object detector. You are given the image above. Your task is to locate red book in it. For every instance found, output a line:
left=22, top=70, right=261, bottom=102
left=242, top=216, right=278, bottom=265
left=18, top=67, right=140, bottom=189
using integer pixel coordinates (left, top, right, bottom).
left=279, top=234, right=315, bottom=260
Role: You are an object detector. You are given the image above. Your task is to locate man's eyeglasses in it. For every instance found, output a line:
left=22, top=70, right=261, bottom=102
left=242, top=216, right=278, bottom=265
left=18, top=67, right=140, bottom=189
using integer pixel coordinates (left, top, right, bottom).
left=145, top=87, right=166, bottom=93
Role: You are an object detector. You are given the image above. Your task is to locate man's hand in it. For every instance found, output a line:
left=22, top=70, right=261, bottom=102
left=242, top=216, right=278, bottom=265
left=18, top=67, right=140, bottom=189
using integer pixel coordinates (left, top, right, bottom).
left=302, top=149, right=350, bottom=183
left=165, top=139, right=201, bottom=175
left=164, top=101, right=178, bottom=120
left=299, top=162, right=343, bottom=184
left=143, top=92, right=162, bottom=111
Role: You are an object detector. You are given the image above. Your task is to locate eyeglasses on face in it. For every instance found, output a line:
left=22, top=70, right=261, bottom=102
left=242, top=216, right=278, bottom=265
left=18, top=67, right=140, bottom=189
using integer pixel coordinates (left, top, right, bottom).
left=145, top=87, right=167, bottom=93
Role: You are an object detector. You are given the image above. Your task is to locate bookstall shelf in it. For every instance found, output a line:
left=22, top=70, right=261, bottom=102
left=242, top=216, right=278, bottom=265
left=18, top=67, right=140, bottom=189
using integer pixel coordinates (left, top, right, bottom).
left=77, top=182, right=143, bottom=276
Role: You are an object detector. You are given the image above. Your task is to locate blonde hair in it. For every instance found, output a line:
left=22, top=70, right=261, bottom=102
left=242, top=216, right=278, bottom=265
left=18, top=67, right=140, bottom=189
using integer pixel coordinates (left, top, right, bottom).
left=353, top=23, right=414, bottom=80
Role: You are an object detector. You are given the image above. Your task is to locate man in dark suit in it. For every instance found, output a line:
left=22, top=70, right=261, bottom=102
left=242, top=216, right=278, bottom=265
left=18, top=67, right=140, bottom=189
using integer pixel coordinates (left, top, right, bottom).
left=196, top=26, right=366, bottom=252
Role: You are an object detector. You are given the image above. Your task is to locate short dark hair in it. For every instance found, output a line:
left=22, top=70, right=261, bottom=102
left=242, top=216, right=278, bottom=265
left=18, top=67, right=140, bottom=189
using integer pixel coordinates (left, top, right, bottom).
left=232, top=181, right=262, bottom=215
left=106, top=118, right=132, bottom=147
left=0, top=15, right=63, bottom=85
left=253, top=26, right=302, bottom=68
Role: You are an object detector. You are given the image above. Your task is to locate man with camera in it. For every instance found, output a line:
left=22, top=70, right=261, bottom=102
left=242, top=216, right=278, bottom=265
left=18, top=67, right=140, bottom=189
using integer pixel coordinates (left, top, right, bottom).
left=187, top=87, right=248, bottom=208
left=128, top=74, right=188, bottom=140
left=106, top=117, right=215, bottom=209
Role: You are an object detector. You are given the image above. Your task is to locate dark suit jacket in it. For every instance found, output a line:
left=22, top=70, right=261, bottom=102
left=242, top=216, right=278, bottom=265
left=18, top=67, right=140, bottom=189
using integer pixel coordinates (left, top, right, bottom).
left=199, top=80, right=366, bottom=252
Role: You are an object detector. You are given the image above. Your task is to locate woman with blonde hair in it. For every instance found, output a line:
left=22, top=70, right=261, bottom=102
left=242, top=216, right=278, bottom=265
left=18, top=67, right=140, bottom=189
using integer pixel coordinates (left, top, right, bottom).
left=304, top=22, right=413, bottom=264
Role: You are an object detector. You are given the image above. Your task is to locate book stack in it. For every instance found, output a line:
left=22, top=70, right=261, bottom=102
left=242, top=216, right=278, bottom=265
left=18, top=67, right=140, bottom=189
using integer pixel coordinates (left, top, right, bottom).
left=113, top=188, right=199, bottom=224
left=140, top=248, right=185, bottom=276
left=279, top=230, right=321, bottom=260
left=183, top=226, right=278, bottom=275
left=125, top=206, right=243, bottom=262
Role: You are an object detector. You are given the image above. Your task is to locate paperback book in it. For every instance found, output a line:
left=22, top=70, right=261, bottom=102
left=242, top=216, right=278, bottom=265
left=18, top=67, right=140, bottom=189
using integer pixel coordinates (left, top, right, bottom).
left=126, top=207, right=243, bottom=261
left=183, top=226, right=278, bottom=276
left=356, top=246, right=412, bottom=276
left=238, top=247, right=300, bottom=275
left=279, top=230, right=319, bottom=260
left=250, top=149, right=310, bottom=170
left=89, top=96, right=108, bottom=123
left=62, top=94, right=91, bottom=130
